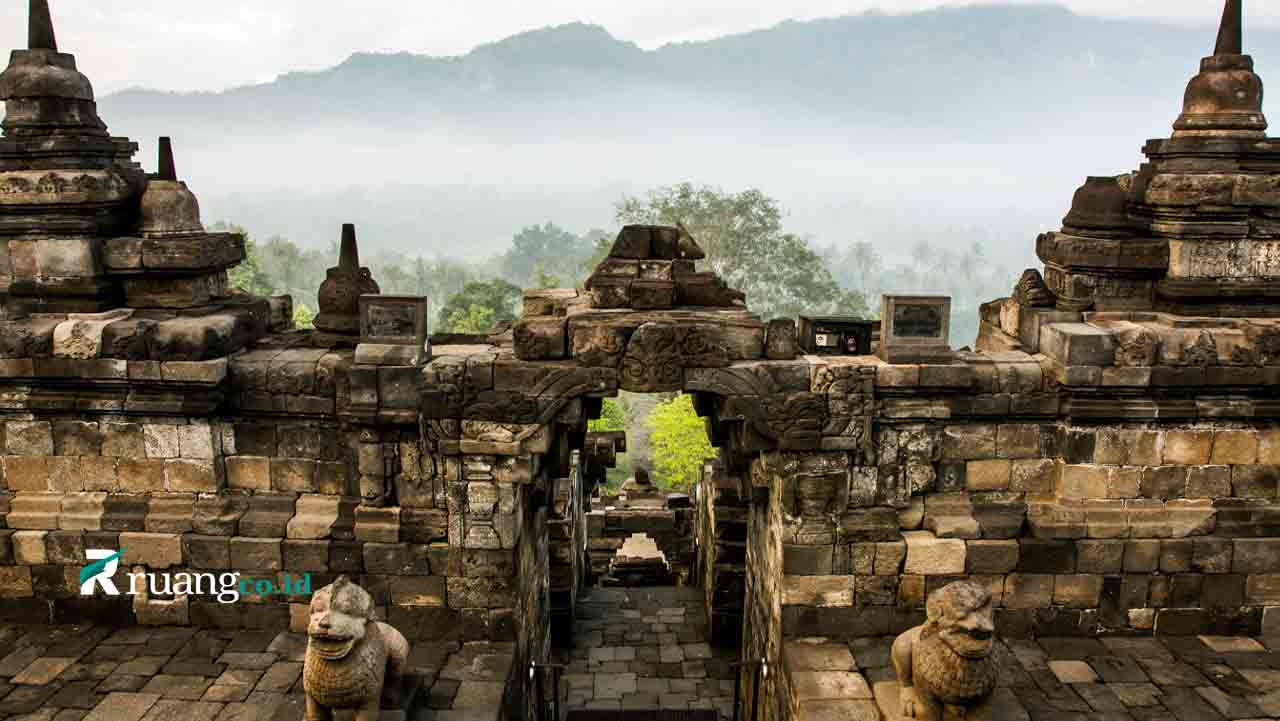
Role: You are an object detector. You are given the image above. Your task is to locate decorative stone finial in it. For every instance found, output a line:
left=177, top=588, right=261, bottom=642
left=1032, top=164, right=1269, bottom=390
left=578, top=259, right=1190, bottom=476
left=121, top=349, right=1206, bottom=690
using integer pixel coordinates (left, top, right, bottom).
left=1173, top=0, right=1266, bottom=137
left=303, top=576, right=410, bottom=720
left=28, top=0, right=57, bottom=51
left=339, top=222, right=360, bottom=271
left=0, top=0, right=107, bottom=138
left=1215, top=0, right=1242, bottom=56
left=139, top=137, right=203, bottom=236
left=157, top=137, right=177, bottom=181
left=315, top=223, right=380, bottom=336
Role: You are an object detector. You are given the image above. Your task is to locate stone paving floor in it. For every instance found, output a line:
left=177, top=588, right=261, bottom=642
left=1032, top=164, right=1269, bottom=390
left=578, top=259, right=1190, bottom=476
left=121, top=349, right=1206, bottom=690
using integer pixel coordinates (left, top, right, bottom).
left=790, top=632, right=1280, bottom=721
left=552, top=586, right=738, bottom=719
left=0, top=623, right=510, bottom=721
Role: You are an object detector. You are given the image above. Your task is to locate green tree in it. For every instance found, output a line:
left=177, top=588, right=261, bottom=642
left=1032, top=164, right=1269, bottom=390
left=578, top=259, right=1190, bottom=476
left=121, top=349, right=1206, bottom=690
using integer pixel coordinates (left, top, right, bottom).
left=438, top=279, right=522, bottom=333
left=588, top=398, right=627, bottom=432
left=647, top=394, right=715, bottom=492
left=615, top=184, right=868, bottom=320
left=292, top=303, right=316, bottom=330
left=444, top=305, right=496, bottom=334
left=220, top=224, right=274, bottom=296
left=500, top=222, right=594, bottom=288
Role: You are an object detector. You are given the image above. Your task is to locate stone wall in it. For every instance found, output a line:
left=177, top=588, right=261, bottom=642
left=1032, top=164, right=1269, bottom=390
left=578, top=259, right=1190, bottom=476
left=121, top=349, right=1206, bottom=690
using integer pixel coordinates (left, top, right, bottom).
left=513, top=480, right=551, bottom=721
left=584, top=502, right=695, bottom=584
left=779, top=420, right=1280, bottom=640
left=741, top=453, right=788, bottom=721
left=698, top=458, right=747, bottom=645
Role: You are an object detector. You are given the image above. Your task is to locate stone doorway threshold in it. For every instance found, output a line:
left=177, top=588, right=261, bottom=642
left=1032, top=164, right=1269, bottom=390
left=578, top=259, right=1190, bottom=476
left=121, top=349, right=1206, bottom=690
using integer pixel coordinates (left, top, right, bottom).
left=565, top=711, right=719, bottom=721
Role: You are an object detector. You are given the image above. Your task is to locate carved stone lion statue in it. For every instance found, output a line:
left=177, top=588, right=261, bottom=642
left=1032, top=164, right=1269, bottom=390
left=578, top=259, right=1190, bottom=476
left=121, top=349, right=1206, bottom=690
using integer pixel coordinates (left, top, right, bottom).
left=891, top=581, right=997, bottom=721
left=303, top=576, right=410, bottom=721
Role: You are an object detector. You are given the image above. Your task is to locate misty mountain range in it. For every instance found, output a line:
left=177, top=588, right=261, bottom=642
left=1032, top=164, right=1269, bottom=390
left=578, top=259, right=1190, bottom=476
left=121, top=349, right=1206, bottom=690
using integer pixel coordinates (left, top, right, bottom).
left=93, top=4, right=1280, bottom=266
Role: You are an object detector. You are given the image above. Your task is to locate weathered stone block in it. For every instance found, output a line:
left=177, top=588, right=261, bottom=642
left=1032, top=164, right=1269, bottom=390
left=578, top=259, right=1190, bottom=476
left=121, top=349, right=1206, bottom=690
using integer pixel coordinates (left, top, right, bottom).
left=966, top=540, right=1018, bottom=574
left=192, top=494, right=248, bottom=536
left=120, top=532, right=183, bottom=569
left=0, top=566, right=34, bottom=598
left=287, top=495, right=343, bottom=539
left=1140, top=466, right=1187, bottom=500
left=1210, top=430, right=1257, bottom=464
left=4, top=456, right=49, bottom=492
left=1184, top=466, right=1231, bottom=498
left=53, top=421, right=102, bottom=456
left=355, top=506, right=400, bottom=543
left=146, top=494, right=195, bottom=533
left=1040, top=323, right=1116, bottom=366
left=1053, top=574, right=1103, bottom=608
left=12, top=530, right=47, bottom=564
left=1058, top=465, right=1107, bottom=499
left=1233, top=539, right=1280, bottom=573
left=966, top=459, right=1011, bottom=491
left=901, top=531, right=965, bottom=575
left=80, top=456, right=119, bottom=492
left=282, top=539, right=329, bottom=572
left=1159, top=538, right=1193, bottom=573
left=183, top=534, right=230, bottom=569
left=996, top=424, right=1040, bottom=459
left=1003, top=574, right=1053, bottom=608
left=1123, top=539, right=1161, bottom=573
left=104, top=495, right=148, bottom=533
left=230, top=537, right=282, bottom=570
left=446, top=577, right=511, bottom=608
left=225, top=457, right=270, bottom=491
left=55, top=493, right=103, bottom=530
left=6, top=421, right=52, bottom=456
left=165, top=459, right=219, bottom=492
left=782, top=576, right=855, bottom=608
left=101, top=423, right=146, bottom=457
left=1075, top=539, right=1123, bottom=574
left=364, top=542, right=431, bottom=575
left=142, top=424, right=181, bottom=459
left=390, top=576, right=447, bottom=606
left=941, top=424, right=995, bottom=460
left=1162, top=430, right=1213, bottom=465
left=1231, top=465, right=1279, bottom=498
left=1010, top=459, right=1057, bottom=496
left=1259, top=431, right=1280, bottom=464
left=1106, top=467, right=1141, bottom=499
left=117, top=459, right=167, bottom=493
left=513, top=318, right=568, bottom=360
left=177, top=424, right=216, bottom=459
left=270, top=459, right=317, bottom=493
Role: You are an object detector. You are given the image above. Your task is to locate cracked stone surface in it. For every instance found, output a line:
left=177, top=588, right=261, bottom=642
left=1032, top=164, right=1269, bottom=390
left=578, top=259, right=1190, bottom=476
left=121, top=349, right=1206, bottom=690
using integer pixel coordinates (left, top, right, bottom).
left=551, top=586, right=737, bottom=718
left=0, top=623, right=508, bottom=721
left=791, top=633, right=1280, bottom=721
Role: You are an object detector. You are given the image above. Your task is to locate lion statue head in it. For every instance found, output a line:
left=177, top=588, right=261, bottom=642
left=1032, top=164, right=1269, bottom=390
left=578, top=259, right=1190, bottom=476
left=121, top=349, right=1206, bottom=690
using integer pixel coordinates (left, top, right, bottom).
left=925, top=581, right=995, bottom=660
left=307, top=576, right=374, bottom=661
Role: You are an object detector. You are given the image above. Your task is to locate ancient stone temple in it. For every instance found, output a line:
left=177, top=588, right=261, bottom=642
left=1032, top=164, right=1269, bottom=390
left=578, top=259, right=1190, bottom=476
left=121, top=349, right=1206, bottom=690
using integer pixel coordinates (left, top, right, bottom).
left=0, top=2, right=1278, bottom=721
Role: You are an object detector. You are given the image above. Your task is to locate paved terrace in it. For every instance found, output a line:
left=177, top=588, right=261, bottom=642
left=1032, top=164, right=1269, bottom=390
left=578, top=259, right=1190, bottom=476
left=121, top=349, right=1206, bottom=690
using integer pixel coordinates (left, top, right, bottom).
left=0, top=623, right=512, bottom=721
left=790, top=634, right=1280, bottom=721
left=0, top=617, right=1277, bottom=721
left=552, top=587, right=738, bottom=718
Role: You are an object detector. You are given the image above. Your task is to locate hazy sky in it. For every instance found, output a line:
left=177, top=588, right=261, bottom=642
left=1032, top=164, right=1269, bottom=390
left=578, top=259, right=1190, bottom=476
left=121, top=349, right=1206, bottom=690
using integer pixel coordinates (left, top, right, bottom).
left=2, top=1, right=1274, bottom=94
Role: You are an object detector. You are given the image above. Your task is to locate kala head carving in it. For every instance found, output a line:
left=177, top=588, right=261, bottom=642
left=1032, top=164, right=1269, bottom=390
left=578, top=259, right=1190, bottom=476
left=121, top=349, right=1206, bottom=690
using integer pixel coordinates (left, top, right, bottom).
left=303, top=576, right=410, bottom=721
left=891, top=581, right=997, bottom=721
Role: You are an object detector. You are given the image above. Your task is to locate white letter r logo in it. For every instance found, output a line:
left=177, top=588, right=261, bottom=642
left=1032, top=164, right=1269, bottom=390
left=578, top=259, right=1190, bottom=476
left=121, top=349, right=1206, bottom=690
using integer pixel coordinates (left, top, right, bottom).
left=80, top=549, right=123, bottom=596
